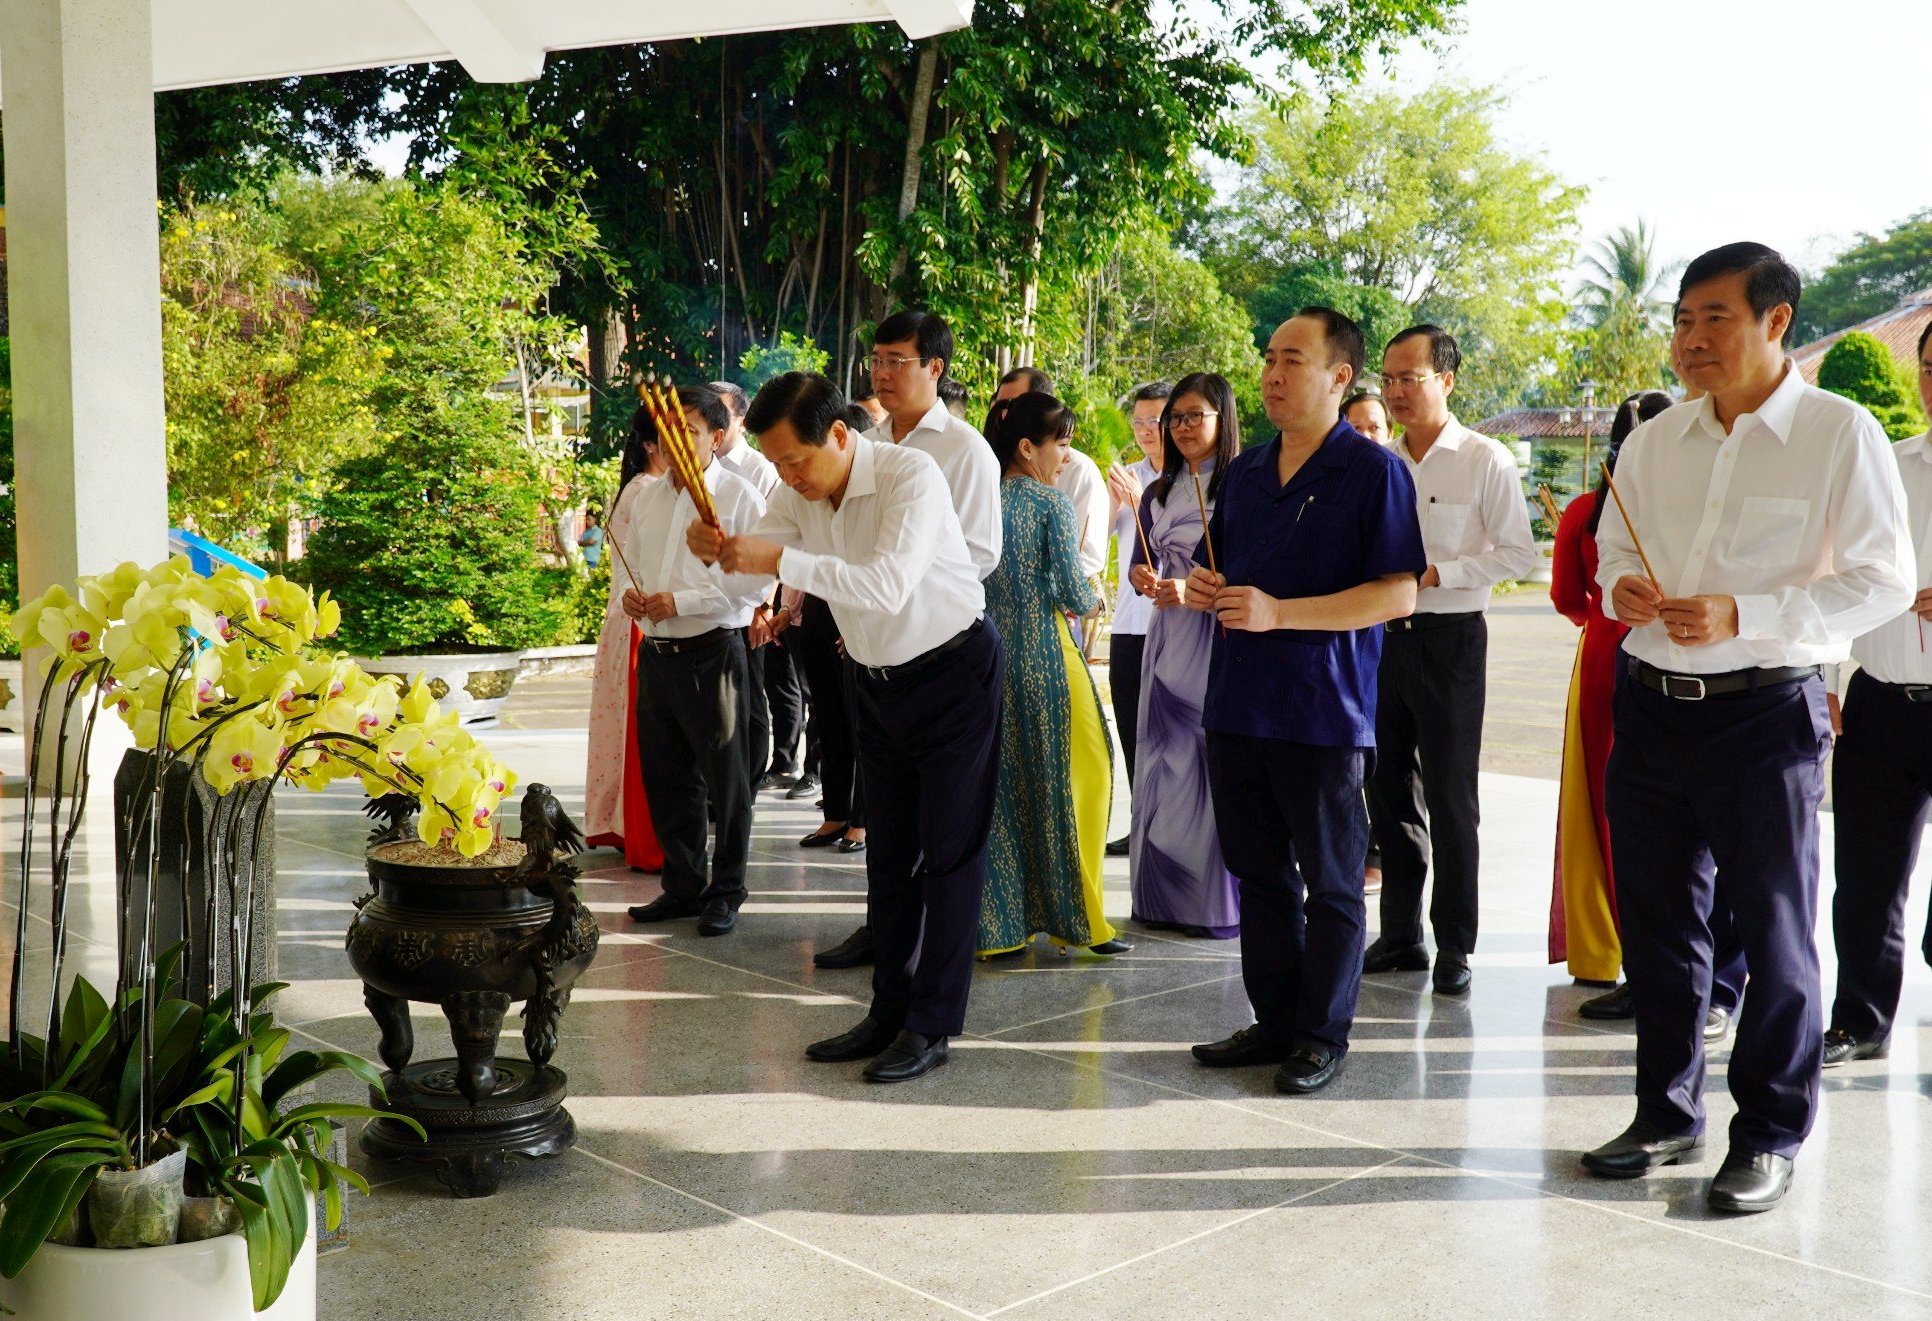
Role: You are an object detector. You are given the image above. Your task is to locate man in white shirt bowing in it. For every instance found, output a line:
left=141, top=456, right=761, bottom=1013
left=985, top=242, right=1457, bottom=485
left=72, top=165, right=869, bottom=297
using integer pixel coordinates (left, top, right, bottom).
left=690, top=371, right=1004, bottom=1083
left=622, top=383, right=770, bottom=938
left=1820, top=320, right=1932, bottom=1069
left=1364, top=325, right=1536, bottom=996
left=1582, top=243, right=1914, bottom=1213
left=814, top=309, right=1004, bottom=972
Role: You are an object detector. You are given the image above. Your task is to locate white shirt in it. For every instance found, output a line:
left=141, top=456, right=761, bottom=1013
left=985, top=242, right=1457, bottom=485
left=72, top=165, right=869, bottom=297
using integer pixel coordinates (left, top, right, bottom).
left=1055, top=449, right=1110, bottom=581
left=1848, top=431, right=1932, bottom=684
left=759, top=439, right=985, bottom=668
left=1596, top=362, right=1916, bottom=674
left=869, top=400, right=1002, bottom=580
left=1112, top=457, right=1159, bottom=636
left=622, top=462, right=769, bottom=639
left=1390, top=416, right=1537, bottom=613
left=715, top=437, right=779, bottom=500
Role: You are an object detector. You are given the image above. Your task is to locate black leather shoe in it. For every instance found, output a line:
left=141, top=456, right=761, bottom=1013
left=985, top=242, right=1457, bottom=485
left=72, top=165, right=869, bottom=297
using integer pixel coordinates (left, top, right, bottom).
left=1704, top=1006, right=1731, bottom=1044
left=1822, top=1027, right=1889, bottom=1066
left=1708, top=1149, right=1793, bottom=1213
left=785, top=773, right=822, bottom=800
left=862, top=1030, right=949, bottom=1082
left=1191, top=1024, right=1292, bottom=1068
left=697, top=897, right=736, bottom=937
left=799, top=827, right=844, bottom=849
left=1581, top=1123, right=1704, bottom=1179
left=1088, top=938, right=1133, bottom=956
left=813, top=925, right=874, bottom=969
left=1432, top=954, right=1471, bottom=996
left=755, top=771, right=795, bottom=792
left=805, top=1015, right=898, bottom=1062
left=836, top=837, right=867, bottom=855
left=1105, top=836, right=1130, bottom=858
left=627, top=895, right=700, bottom=923
left=1362, top=936, right=1430, bottom=974
left=1579, top=984, right=1636, bottom=1019
left=1275, top=1048, right=1342, bottom=1094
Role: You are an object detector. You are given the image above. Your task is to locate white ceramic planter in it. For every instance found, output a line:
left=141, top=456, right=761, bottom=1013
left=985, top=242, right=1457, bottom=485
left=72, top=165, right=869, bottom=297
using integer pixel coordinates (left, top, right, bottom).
left=1529, top=539, right=1555, bottom=585
left=355, top=650, right=526, bottom=723
left=0, top=1204, right=316, bottom=1321
left=0, top=656, right=23, bottom=732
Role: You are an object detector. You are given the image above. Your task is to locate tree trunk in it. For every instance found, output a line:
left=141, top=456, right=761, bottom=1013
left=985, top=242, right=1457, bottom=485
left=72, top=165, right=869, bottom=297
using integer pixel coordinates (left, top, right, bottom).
left=1016, top=157, right=1052, bottom=366
left=586, top=307, right=624, bottom=394
left=888, top=43, right=940, bottom=288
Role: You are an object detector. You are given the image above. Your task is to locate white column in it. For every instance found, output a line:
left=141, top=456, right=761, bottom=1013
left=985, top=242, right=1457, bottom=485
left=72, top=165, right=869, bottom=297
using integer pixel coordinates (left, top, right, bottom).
left=1, top=0, right=170, bottom=598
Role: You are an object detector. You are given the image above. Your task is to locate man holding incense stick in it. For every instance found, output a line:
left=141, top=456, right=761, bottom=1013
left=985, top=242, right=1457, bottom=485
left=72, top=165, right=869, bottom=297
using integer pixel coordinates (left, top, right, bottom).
left=1182, top=309, right=1424, bottom=1093
left=623, top=384, right=770, bottom=938
left=689, top=371, right=1002, bottom=1083
left=1582, top=243, right=1914, bottom=1213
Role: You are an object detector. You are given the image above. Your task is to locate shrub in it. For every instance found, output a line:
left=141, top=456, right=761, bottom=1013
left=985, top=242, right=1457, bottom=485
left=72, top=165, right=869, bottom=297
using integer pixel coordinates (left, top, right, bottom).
left=300, top=395, right=575, bottom=656
left=1818, top=331, right=1927, bottom=440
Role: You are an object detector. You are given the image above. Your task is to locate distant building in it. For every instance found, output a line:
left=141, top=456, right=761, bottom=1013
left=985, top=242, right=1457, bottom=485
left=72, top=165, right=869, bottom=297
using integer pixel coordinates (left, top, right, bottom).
left=1790, top=287, right=1932, bottom=384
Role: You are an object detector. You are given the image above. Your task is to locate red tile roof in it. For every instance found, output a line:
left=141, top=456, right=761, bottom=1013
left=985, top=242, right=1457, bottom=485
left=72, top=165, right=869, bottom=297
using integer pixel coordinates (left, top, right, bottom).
left=1791, top=288, right=1932, bottom=383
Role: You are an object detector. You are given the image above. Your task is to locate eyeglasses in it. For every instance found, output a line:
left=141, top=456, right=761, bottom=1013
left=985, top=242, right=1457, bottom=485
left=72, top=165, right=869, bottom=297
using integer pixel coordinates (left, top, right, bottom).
left=1130, top=417, right=1162, bottom=432
left=1168, top=410, right=1219, bottom=428
left=869, top=355, right=931, bottom=375
left=1383, top=371, right=1443, bottom=389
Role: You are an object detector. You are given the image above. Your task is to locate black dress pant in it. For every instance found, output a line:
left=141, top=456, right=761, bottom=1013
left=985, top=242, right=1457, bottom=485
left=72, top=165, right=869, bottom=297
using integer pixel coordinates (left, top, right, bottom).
left=746, top=638, right=771, bottom=784
left=1206, top=734, right=1370, bottom=1058
left=853, top=620, right=1004, bottom=1039
left=635, top=630, right=753, bottom=909
left=763, top=631, right=813, bottom=776
left=1368, top=612, right=1486, bottom=956
left=1608, top=666, right=1830, bottom=1158
left=1110, top=632, right=1146, bottom=790
left=1829, top=670, right=1932, bottom=1042
left=797, top=598, right=862, bottom=826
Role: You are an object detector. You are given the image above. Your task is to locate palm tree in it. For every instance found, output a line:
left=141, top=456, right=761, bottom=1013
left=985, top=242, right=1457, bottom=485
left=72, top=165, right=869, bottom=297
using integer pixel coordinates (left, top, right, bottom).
left=1576, top=220, right=1679, bottom=330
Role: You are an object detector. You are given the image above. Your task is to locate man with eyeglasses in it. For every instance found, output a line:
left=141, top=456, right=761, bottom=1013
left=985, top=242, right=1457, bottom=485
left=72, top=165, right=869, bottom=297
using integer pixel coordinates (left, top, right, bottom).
left=1103, top=380, right=1172, bottom=855
left=1363, top=325, right=1536, bottom=997
left=813, top=309, right=1003, bottom=973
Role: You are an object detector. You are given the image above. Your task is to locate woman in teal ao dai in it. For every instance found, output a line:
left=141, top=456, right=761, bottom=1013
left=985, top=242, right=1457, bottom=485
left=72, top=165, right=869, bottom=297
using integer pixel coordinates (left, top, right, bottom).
left=977, top=392, right=1129, bottom=958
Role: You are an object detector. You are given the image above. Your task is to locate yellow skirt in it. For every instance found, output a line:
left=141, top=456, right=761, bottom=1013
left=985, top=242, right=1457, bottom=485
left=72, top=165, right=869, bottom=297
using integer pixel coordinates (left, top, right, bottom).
left=1051, top=613, right=1115, bottom=948
left=1553, top=637, right=1620, bottom=981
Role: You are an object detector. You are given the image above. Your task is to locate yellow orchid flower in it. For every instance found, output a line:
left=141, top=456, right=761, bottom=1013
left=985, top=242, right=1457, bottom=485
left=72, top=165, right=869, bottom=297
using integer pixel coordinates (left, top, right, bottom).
left=9, top=585, right=73, bottom=650
left=205, top=713, right=286, bottom=794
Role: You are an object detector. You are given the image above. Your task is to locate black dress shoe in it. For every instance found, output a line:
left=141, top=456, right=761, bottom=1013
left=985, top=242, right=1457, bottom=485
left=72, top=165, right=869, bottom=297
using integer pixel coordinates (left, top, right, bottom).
left=813, top=925, right=874, bottom=969
left=1581, top=1122, right=1704, bottom=1179
left=1362, top=936, right=1430, bottom=974
left=1704, top=1006, right=1731, bottom=1044
left=1579, top=983, right=1636, bottom=1019
left=862, top=1030, right=949, bottom=1082
left=1708, top=1149, right=1793, bottom=1213
left=1088, top=938, right=1133, bottom=955
left=697, top=897, right=736, bottom=937
left=1432, top=954, right=1471, bottom=996
left=627, top=895, right=700, bottom=923
left=836, top=837, right=867, bottom=855
left=799, top=827, right=844, bottom=849
left=1191, top=1025, right=1292, bottom=1068
left=785, top=773, right=822, bottom=800
left=1822, top=1027, right=1889, bottom=1066
left=805, top=1015, right=898, bottom=1062
left=1275, top=1048, right=1342, bottom=1094
left=1105, top=836, right=1131, bottom=858
left=756, top=771, right=796, bottom=792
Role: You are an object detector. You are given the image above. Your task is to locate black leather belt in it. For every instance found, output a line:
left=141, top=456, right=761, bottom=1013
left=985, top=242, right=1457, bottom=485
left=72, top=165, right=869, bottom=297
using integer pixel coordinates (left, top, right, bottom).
left=1864, top=674, right=1932, bottom=703
left=1627, top=657, right=1819, bottom=701
left=1386, top=610, right=1483, bottom=634
left=640, top=628, right=727, bottom=656
left=855, top=620, right=981, bottom=683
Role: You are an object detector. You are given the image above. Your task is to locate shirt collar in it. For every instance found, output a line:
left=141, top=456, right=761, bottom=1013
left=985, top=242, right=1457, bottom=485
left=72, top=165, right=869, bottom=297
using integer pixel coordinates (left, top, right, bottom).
left=1896, top=431, right=1932, bottom=463
left=841, top=437, right=880, bottom=503
left=1397, top=414, right=1466, bottom=461
left=882, top=399, right=952, bottom=444
left=1689, top=359, right=1803, bottom=444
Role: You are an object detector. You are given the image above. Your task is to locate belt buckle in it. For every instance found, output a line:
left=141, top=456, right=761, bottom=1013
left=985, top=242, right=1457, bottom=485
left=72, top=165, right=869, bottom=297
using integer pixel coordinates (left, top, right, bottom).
left=1660, top=673, right=1707, bottom=701
left=1904, top=684, right=1932, bottom=703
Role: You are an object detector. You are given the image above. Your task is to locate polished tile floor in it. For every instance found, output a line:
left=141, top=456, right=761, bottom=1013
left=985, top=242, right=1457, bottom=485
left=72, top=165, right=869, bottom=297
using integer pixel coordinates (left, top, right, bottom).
left=7, top=718, right=1932, bottom=1320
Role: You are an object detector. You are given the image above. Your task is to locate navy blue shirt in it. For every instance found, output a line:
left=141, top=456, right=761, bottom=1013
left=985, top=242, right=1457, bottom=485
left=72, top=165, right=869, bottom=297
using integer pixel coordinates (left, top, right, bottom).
left=1195, top=422, right=1426, bottom=747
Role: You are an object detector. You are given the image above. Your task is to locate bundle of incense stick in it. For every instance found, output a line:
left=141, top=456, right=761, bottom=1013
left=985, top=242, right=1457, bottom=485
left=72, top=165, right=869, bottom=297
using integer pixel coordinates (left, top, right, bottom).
left=1599, top=463, right=1661, bottom=593
left=639, top=376, right=722, bottom=528
left=1535, top=484, right=1562, bottom=529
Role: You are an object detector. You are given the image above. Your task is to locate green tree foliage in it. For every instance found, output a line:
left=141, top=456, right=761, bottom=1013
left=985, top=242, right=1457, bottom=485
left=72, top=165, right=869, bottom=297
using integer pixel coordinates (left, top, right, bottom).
left=1817, top=331, right=1928, bottom=441
left=159, top=201, right=384, bottom=562
left=1207, top=85, right=1584, bottom=417
left=1797, top=210, right=1932, bottom=345
left=1576, top=220, right=1678, bottom=330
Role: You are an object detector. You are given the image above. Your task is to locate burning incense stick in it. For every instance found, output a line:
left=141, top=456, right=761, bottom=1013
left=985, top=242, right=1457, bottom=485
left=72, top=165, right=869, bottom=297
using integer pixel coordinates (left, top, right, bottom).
left=1600, top=464, right=1661, bottom=594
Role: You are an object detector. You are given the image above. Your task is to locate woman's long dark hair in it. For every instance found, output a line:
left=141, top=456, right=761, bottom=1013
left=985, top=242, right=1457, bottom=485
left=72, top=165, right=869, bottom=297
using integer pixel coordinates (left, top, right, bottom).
left=1152, top=372, right=1240, bottom=506
left=1585, top=391, right=1674, bottom=535
left=983, top=391, right=1076, bottom=470
left=620, top=402, right=659, bottom=489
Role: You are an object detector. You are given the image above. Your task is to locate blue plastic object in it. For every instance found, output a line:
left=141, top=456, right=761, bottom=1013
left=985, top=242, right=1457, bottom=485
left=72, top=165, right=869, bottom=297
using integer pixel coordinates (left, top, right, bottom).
left=168, top=527, right=267, bottom=581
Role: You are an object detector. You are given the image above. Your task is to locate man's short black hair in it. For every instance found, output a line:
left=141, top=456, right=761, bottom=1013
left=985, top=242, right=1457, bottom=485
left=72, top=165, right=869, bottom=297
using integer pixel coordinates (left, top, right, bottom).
left=709, top=380, right=750, bottom=419
left=1127, top=380, right=1172, bottom=406
left=1677, top=242, right=1803, bottom=347
left=937, top=377, right=968, bottom=404
left=745, top=372, right=850, bottom=447
left=1386, top=323, right=1461, bottom=376
left=998, top=365, right=1053, bottom=395
left=1916, top=318, right=1931, bottom=359
left=842, top=402, right=876, bottom=432
left=1296, top=306, right=1366, bottom=386
left=679, top=383, right=732, bottom=435
left=873, top=309, right=954, bottom=369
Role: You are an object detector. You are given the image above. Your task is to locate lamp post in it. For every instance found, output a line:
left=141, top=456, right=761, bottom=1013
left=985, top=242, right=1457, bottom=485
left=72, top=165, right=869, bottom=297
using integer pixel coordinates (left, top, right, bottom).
left=1557, top=378, right=1604, bottom=491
